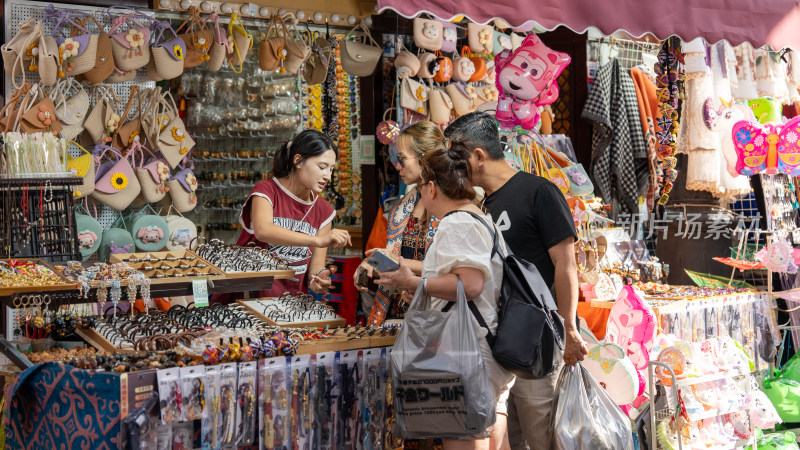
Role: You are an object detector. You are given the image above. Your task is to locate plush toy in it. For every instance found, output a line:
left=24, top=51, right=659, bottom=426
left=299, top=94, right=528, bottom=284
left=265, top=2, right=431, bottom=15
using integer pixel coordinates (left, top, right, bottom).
left=732, top=116, right=800, bottom=176
left=703, top=97, right=757, bottom=177
left=494, top=34, right=570, bottom=130
left=757, top=241, right=798, bottom=274
left=605, top=285, right=657, bottom=370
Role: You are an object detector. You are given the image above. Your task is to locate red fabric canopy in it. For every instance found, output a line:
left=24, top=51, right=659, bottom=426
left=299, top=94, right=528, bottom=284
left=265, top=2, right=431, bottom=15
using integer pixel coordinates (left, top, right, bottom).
left=378, top=0, right=800, bottom=50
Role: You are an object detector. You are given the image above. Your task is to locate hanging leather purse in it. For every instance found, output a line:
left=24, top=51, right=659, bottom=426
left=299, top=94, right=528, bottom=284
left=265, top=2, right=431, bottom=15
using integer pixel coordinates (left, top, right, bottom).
left=47, top=77, right=89, bottom=141
left=467, top=22, right=493, bottom=55
left=206, top=12, right=229, bottom=71
left=148, top=20, right=186, bottom=81
left=112, top=86, right=144, bottom=151
left=90, top=144, right=142, bottom=211
left=83, top=84, right=120, bottom=145
left=259, top=14, right=287, bottom=72
left=413, top=16, right=443, bottom=51
left=341, top=22, right=381, bottom=77
left=428, top=80, right=454, bottom=125
left=177, top=6, right=212, bottom=69
left=228, top=13, right=253, bottom=73
left=67, top=140, right=95, bottom=199
left=74, top=15, right=115, bottom=84
left=20, top=84, right=64, bottom=136
left=107, top=8, right=152, bottom=72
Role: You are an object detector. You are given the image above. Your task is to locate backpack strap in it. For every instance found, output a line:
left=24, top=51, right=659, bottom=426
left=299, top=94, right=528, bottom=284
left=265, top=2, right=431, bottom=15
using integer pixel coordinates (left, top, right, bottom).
left=441, top=291, right=495, bottom=342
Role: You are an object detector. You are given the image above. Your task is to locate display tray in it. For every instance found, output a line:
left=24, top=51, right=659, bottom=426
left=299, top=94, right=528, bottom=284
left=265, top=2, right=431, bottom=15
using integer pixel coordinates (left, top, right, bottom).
left=0, top=258, right=79, bottom=296
left=238, top=298, right=346, bottom=328
left=222, top=269, right=296, bottom=280
left=75, top=328, right=136, bottom=355
left=109, top=250, right=225, bottom=285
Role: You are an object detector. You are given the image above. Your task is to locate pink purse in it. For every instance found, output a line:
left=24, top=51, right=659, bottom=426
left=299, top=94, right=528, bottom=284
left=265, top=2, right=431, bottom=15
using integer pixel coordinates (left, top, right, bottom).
left=90, top=144, right=142, bottom=211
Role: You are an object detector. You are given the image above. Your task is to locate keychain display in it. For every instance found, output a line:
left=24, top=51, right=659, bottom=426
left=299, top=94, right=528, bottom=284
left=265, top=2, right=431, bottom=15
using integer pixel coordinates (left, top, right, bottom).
left=236, top=361, right=257, bottom=446
left=218, top=363, right=238, bottom=447
left=157, top=368, right=184, bottom=424
left=180, top=366, right=206, bottom=421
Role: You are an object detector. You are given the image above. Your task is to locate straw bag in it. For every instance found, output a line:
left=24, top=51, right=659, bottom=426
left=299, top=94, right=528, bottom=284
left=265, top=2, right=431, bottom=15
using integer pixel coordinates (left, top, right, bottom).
left=400, top=77, right=428, bottom=115
left=75, top=202, right=103, bottom=260
left=144, top=90, right=195, bottom=168
left=413, top=17, right=443, bottom=51
left=107, top=8, right=151, bottom=72
left=394, top=50, right=420, bottom=79
left=259, top=14, right=289, bottom=72
left=47, top=77, right=89, bottom=141
left=0, top=82, right=33, bottom=133
left=125, top=205, right=168, bottom=252
left=452, top=47, right=476, bottom=82
left=83, top=85, right=120, bottom=145
left=165, top=167, right=198, bottom=213
left=20, top=84, right=64, bottom=136
left=433, top=51, right=453, bottom=83
left=67, top=140, right=95, bottom=199
left=177, top=6, right=212, bottom=69
left=130, top=140, right=169, bottom=203
left=428, top=81, right=453, bottom=125
left=45, top=6, right=99, bottom=78
left=90, top=144, right=142, bottom=211
left=74, top=16, right=115, bottom=84
left=341, top=23, right=381, bottom=77
left=148, top=21, right=185, bottom=81
left=228, top=13, right=253, bottom=73
left=468, top=51, right=487, bottom=83
left=303, top=34, right=331, bottom=84
left=164, top=210, right=196, bottom=251
left=206, top=13, right=229, bottom=71
left=475, top=84, right=499, bottom=107
left=37, top=34, right=60, bottom=87
left=467, top=23, right=493, bottom=55
left=446, top=82, right=477, bottom=117
left=112, top=86, right=144, bottom=151
left=2, top=19, right=44, bottom=82
left=546, top=146, right=594, bottom=197
left=98, top=217, right=135, bottom=262
left=282, top=15, right=311, bottom=74
left=416, top=52, right=439, bottom=79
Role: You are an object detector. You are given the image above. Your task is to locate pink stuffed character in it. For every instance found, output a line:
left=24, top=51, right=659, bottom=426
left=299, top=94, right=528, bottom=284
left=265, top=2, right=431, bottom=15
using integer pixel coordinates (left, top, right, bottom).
left=137, top=226, right=164, bottom=243
left=605, top=285, right=657, bottom=370
left=77, top=231, right=98, bottom=249
left=494, top=34, right=570, bottom=130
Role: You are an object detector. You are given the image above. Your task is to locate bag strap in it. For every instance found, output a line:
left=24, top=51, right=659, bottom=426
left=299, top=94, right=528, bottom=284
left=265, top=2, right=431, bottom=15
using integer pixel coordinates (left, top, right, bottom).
left=345, top=22, right=379, bottom=48
left=228, top=13, right=251, bottom=74
left=441, top=276, right=495, bottom=342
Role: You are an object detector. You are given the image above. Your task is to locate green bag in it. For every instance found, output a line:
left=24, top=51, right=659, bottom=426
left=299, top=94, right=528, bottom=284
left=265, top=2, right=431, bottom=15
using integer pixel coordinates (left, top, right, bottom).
left=98, top=215, right=135, bottom=261
left=124, top=205, right=168, bottom=252
left=764, top=375, right=800, bottom=423
left=74, top=203, right=103, bottom=260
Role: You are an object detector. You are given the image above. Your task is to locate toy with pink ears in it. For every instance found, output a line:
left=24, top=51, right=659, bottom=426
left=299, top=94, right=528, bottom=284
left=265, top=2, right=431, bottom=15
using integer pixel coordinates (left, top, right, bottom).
left=494, top=34, right=570, bottom=131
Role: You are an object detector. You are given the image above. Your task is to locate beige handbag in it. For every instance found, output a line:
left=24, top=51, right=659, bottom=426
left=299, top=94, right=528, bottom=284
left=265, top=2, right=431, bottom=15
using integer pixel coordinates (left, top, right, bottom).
left=452, top=46, right=476, bottom=82
left=413, top=17, right=443, bottom=51
left=446, top=82, right=477, bottom=117
left=416, top=52, right=440, bottom=79
left=428, top=81, right=453, bottom=124
left=83, top=85, right=120, bottom=145
left=145, top=89, right=195, bottom=168
left=20, top=84, right=64, bottom=136
left=149, top=21, right=186, bottom=81
left=303, top=36, right=332, bottom=85
left=177, top=6, right=212, bottom=69
left=394, top=50, right=420, bottom=79
left=400, top=77, right=428, bottom=116
left=259, top=14, right=289, bottom=72
left=228, top=13, right=253, bottom=73
left=108, top=10, right=151, bottom=72
left=106, top=66, right=137, bottom=83
left=47, top=77, right=89, bottom=141
left=130, top=140, right=169, bottom=204
left=48, top=9, right=99, bottom=78
left=341, top=22, right=382, bottom=77
left=166, top=167, right=198, bottom=212
left=206, top=12, right=229, bottom=71
left=38, top=35, right=60, bottom=87
left=90, top=144, right=142, bottom=211
left=112, top=86, right=144, bottom=151
left=2, top=19, right=43, bottom=82
left=74, top=16, right=115, bottom=84
left=281, top=15, right=311, bottom=74
left=66, top=140, right=95, bottom=199
left=467, top=23, right=493, bottom=55
left=0, top=82, right=33, bottom=133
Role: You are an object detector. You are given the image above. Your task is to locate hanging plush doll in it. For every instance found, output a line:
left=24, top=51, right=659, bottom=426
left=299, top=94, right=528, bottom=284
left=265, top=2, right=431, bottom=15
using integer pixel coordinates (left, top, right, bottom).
left=494, top=34, right=570, bottom=130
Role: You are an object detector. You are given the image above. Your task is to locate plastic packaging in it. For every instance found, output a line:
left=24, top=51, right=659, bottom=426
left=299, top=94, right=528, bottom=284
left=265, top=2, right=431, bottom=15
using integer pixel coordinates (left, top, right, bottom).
left=551, top=364, right=634, bottom=450
left=391, top=278, right=495, bottom=439
left=157, top=368, right=183, bottom=424
left=236, top=361, right=257, bottom=446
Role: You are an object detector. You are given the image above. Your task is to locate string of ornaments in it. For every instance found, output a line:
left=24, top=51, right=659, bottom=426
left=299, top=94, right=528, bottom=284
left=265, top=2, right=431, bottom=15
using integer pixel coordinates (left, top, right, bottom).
left=655, top=37, right=685, bottom=205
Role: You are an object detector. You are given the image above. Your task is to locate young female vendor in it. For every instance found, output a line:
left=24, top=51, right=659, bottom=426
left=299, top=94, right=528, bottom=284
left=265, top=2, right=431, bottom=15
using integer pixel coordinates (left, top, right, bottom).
left=237, top=130, right=351, bottom=295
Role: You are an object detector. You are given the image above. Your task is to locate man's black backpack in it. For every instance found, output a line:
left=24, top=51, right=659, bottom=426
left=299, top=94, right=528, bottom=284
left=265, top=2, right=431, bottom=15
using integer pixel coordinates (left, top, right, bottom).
left=443, top=210, right=565, bottom=379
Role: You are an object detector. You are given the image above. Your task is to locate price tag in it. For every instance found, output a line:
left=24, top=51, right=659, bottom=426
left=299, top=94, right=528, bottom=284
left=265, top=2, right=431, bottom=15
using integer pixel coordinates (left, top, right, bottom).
left=193, top=279, right=209, bottom=307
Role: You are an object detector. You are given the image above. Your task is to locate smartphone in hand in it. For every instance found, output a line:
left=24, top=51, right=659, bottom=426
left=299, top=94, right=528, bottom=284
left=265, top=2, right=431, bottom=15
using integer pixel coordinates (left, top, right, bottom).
left=365, top=249, right=400, bottom=273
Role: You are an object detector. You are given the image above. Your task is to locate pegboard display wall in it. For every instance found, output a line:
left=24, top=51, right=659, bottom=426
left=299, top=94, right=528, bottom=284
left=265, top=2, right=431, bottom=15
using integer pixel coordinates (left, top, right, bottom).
left=5, top=0, right=156, bottom=230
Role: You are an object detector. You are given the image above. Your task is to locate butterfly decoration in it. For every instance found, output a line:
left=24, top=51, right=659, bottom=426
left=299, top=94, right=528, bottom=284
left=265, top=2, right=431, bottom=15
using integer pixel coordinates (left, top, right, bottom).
left=731, top=116, right=800, bottom=176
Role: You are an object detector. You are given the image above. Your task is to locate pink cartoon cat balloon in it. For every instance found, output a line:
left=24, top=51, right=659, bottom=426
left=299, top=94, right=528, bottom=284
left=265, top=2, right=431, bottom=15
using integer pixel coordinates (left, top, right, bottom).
left=494, top=34, right=570, bottom=131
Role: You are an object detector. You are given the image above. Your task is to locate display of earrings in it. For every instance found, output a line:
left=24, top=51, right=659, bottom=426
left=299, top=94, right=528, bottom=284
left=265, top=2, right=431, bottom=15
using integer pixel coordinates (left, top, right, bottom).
left=761, top=174, right=799, bottom=239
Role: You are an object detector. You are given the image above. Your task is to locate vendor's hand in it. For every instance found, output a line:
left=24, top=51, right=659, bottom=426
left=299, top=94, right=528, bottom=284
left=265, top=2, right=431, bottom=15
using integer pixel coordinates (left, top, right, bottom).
left=562, top=326, right=589, bottom=366
left=309, top=265, right=337, bottom=293
left=316, top=228, right=352, bottom=249
left=353, top=249, right=378, bottom=292
left=374, top=257, right=417, bottom=291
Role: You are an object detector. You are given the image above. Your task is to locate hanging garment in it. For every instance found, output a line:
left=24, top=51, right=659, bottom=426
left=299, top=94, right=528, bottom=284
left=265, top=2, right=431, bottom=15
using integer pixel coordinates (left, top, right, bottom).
left=582, top=59, right=649, bottom=213
left=732, top=43, right=759, bottom=101
left=631, top=65, right=662, bottom=211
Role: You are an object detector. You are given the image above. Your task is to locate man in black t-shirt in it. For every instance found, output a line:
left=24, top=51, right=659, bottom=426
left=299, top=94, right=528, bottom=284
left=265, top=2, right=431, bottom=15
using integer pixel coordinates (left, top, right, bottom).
left=445, top=112, right=588, bottom=450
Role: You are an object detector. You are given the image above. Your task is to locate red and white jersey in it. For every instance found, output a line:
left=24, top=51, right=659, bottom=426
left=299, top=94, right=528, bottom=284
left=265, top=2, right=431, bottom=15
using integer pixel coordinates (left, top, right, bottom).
left=237, top=178, right=335, bottom=296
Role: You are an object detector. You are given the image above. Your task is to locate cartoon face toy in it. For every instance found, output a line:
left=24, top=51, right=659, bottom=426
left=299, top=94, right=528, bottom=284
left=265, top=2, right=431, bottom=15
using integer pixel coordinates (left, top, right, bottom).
left=605, top=285, right=657, bottom=370
left=566, top=167, right=589, bottom=185
left=109, top=242, right=132, bottom=254
left=78, top=230, right=98, bottom=249
left=422, top=22, right=439, bottom=39
left=172, top=228, right=192, bottom=246
left=137, top=226, right=164, bottom=243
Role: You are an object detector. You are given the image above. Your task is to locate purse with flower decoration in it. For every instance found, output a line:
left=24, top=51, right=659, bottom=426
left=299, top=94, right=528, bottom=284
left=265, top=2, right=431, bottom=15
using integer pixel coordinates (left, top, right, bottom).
left=107, top=7, right=151, bottom=72
left=73, top=15, right=115, bottom=84
left=428, top=80, right=454, bottom=125
left=2, top=19, right=44, bottom=82
left=228, top=13, right=253, bottom=73
left=47, top=77, right=89, bottom=141
left=83, top=84, right=120, bottom=145
left=467, top=23, right=493, bottom=55
left=144, top=88, right=195, bottom=168
left=66, top=140, right=95, bottom=199
left=206, top=12, right=229, bottom=72
left=44, top=5, right=99, bottom=78
left=446, top=82, right=477, bottom=117
left=165, top=165, right=198, bottom=213
left=90, top=144, right=141, bottom=211
left=112, top=86, right=144, bottom=151
left=400, top=77, right=428, bottom=116
left=130, top=140, right=169, bottom=203
left=20, top=83, right=64, bottom=136
left=259, top=14, right=289, bottom=72
left=474, top=83, right=500, bottom=107
left=148, top=20, right=186, bottom=81
left=177, top=6, right=212, bottom=69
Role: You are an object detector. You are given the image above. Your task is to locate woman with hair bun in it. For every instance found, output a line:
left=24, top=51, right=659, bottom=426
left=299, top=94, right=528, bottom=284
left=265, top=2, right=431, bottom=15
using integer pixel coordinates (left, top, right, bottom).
left=237, top=129, right=351, bottom=296
left=376, top=143, right=516, bottom=448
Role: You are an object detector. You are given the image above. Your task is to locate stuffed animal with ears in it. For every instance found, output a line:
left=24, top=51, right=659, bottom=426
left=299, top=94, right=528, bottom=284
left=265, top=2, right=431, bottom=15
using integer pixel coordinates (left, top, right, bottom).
left=77, top=230, right=98, bottom=249
left=109, top=242, right=132, bottom=254
left=703, top=97, right=757, bottom=178
left=494, top=34, right=570, bottom=130
left=137, top=226, right=164, bottom=243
